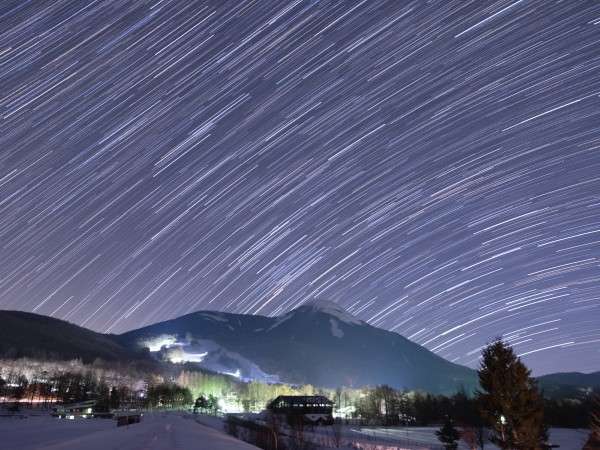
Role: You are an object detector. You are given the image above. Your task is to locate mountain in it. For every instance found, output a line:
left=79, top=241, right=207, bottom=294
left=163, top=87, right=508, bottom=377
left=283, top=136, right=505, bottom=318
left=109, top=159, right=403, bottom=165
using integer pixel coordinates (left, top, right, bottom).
left=0, top=310, right=150, bottom=365
left=117, top=300, right=478, bottom=394
left=2, top=305, right=597, bottom=397
left=537, top=371, right=600, bottom=399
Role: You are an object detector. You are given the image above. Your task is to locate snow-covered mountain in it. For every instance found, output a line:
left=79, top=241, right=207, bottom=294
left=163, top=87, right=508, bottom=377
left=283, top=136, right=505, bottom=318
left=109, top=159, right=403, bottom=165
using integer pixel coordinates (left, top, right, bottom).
left=2, top=307, right=597, bottom=396
left=118, top=301, right=478, bottom=394
left=141, top=335, right=280, bottom=383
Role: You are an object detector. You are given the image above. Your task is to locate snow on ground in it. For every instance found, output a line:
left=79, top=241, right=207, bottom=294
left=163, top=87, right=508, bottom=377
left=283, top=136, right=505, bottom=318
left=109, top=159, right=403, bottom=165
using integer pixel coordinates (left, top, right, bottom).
left=0, top=414, right=111, bottom=449
left=306, top=299, right=363, bottom=325
left=2, top=411, right=587, bottom=450
left=354, top=426, right=589, bottom=450
left=266, top=310, right=295, bottom=331
left=192, top=414, right=590, bottom=450
left=192, top=412, right=226, bottom=430
left=200, top=312, right=229, bottom=322
left=0, top=412, right=258, bottom=450
left=540, top=428, right=589, bottom=450
left=330, top=318, right=344, bottom=338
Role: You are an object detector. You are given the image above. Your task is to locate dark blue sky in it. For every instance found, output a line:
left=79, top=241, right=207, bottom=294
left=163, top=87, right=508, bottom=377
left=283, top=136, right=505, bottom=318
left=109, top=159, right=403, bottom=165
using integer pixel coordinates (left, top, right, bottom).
left=1, top=0, right=599, bottom=375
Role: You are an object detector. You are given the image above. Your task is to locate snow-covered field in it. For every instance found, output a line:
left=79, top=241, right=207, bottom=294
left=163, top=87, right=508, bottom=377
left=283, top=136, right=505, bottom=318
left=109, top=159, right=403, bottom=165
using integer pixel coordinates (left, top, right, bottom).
left=0, top=411, right=589, bottom=450
left=352, top=426, right=589, bottom=450
left=0, top=412, right=258, bottom=450
left=192, top=414, right=590, bottom=450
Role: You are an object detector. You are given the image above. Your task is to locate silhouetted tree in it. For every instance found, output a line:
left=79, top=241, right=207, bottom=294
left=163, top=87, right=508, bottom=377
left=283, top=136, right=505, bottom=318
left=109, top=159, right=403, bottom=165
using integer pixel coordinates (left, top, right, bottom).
left=583, top=392, right=600, bottom=449
left=109, top=386, right=120, bottom=410
left=459, top=395, right=487, bottom=449
left=95, top=382, right=110, bottom=412
left=477, top=339, right=547, bottom=449
left=10, top=374, right=28, bottom=411
left=0, top=375, right=6, bottom=400
left=207, top=394, right=219, bottom=415
left=146, top=383, right=192, bottom=409
left=194, top=395, right=208, bottom=413
left=436, top=417, right=460, bottom=450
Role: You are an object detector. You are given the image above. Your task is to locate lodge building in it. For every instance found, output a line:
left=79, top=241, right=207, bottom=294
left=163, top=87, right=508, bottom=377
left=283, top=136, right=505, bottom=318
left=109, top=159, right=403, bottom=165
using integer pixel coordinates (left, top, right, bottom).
left=267, top=395, right=334, bottom=425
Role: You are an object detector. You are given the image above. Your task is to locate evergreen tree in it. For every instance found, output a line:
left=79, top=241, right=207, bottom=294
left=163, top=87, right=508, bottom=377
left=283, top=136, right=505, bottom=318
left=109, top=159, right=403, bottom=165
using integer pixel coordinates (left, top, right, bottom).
left=109, top=386, right=121, bottom=410
left=194, top=395, right=208, bottom=413
left=10, top=374, right=28, bottom=411
left=207, top=394, right=219, bottom=415
left=95, top=382, right=110, bottom=412
left=476, top=339, right=546, bottom=450
left=436, top=417, right=461, bottom=450
left=583, top=392, right=600, bottom=450
left=0, top=376, right=6, bottom=399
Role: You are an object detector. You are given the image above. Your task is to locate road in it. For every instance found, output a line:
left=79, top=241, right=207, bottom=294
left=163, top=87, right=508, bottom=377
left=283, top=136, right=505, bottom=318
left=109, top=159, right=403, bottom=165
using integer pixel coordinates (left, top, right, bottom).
left=0, top=412, right=259, bottom=450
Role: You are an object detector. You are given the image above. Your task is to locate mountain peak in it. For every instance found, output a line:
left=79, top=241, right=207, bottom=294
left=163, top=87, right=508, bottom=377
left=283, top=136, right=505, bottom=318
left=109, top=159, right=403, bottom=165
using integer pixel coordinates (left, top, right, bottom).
left=304, top=299, right=345, bottom=312
left=291, top=299, right=363, bottom=325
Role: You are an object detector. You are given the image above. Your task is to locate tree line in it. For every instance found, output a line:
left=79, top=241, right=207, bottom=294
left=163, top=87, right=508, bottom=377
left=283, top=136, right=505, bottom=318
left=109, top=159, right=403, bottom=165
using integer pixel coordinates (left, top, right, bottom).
left=2, top=340, right=599, bottom=449
left=0, top=369, right=192, bottom=411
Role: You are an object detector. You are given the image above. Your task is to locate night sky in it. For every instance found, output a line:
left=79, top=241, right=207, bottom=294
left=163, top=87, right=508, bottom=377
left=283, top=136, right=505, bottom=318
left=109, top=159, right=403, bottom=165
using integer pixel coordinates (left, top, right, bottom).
left=1, top=0, right=599, bottom=375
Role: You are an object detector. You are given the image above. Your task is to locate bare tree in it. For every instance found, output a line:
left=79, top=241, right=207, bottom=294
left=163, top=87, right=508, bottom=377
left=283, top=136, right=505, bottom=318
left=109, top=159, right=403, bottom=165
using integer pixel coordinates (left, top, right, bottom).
left=331, top=418, right=343, bottom=448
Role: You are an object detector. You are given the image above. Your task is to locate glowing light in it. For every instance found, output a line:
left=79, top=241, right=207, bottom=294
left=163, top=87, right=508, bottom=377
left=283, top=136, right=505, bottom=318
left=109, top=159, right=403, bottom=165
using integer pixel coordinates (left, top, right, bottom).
left=168, top=351, right=208, bottom=364
left=140, top=335, right=177, bottom=352
left=218, top=396, right=244, bottom=414
left=224, top=369, right=241, bottom=378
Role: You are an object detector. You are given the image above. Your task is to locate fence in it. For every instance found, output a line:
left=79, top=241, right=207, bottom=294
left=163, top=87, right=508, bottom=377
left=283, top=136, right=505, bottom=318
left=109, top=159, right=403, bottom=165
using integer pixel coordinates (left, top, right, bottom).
left=223, top=414, right=446, bottom=450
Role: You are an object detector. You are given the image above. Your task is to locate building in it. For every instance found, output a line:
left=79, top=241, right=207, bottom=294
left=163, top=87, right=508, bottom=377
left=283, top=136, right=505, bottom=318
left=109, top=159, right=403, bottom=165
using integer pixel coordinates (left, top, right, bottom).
left=52, top=400, right=96, bottom=419
left=267, top=395, right=334, bottom=425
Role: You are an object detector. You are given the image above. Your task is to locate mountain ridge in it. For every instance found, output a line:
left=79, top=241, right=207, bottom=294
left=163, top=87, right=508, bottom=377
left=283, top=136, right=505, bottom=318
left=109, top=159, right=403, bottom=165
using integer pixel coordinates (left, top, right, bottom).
left=0, top=310, right=150, bottom=365
left=116, top=302, right=478, bottom=393
left=1, top=306, right=598, bottom=397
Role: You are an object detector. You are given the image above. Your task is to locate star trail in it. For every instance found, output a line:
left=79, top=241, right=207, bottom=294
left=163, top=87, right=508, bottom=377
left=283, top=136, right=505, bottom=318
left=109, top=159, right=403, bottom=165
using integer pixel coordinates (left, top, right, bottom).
left=1, top=0, right=599, bottom=375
